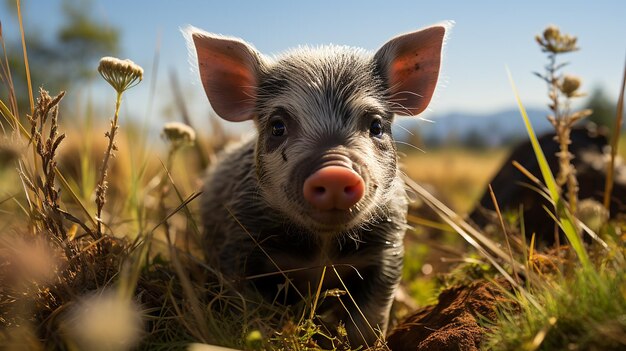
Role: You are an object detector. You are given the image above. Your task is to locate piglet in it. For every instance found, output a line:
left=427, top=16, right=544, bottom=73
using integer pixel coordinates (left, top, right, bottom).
left=188, top=23, right=447, bottom=347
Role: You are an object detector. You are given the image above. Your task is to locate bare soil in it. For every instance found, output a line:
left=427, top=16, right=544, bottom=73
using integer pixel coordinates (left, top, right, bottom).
left=387, top=279, right=511, bottom=351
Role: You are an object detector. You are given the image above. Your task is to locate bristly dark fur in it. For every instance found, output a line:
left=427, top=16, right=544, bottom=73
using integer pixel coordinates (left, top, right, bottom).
left=199, top=41, right=411, bottom=347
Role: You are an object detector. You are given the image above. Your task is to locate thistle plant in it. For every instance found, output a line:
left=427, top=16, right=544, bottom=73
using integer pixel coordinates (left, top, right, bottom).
left=534, top=25, right=592, bottom=214
left=158, top=122, right=196, bottom=241
left=61, top=289, right=143, bottom=351
left=161, top=121, right=196, bottom=157
left=95, top=57, right=143, bottom=237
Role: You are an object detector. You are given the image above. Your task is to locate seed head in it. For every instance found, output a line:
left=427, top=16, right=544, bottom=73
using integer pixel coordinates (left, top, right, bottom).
left=162, top=122, right=196, bottom=146
left=62, top=289, right=143, bottom=351
left=535, top=25, right=579, bottom=54
left=577, top=199, right=608, bottom=234
left=245, top=330, right=263, bottom=349
left=2, top=236, right=60, bottom=285
left=560, top=75, right=582, bottom=97
left=543, top=25, right=560, bottom=41
left=98, top=57, right=143, bottom=94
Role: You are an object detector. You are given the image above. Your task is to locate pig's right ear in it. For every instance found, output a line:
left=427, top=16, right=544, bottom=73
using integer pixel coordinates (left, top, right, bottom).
left=374, top=24, right=448, bottom=116
left=187, top=27, right=264, bottom=122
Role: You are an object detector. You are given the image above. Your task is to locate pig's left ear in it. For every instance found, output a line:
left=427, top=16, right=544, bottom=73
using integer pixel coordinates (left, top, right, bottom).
left=374, top=25, right=447, bottom=116
left=185, top=26, right=265, bottom=122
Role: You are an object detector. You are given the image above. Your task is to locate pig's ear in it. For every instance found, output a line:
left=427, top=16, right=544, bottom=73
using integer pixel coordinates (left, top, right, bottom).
left=187, top=27, right=264, bottom=122
left=374, top=25, right=447, bottom=116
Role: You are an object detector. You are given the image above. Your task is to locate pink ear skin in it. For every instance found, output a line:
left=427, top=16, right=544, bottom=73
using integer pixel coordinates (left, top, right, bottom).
left=191, top=30, right=264, bottom=122
left=374, top=26, right=446, bottom=117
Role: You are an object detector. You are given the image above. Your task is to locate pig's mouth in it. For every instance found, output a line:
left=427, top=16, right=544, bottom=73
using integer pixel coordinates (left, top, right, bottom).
left=308, top=207, right=361, bottom=228
left=300, top=190, right=375, bottom=232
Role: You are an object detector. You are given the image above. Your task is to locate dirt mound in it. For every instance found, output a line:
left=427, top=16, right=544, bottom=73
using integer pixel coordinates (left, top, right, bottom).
left=387, top=279, right=511, bottom=351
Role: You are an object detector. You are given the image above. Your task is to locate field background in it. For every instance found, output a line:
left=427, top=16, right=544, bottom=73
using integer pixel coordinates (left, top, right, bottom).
left=1, top=1, right=626, bottom=350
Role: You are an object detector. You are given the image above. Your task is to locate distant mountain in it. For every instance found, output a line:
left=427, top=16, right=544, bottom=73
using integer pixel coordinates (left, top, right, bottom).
left=393, top=107, right=553, bottom=146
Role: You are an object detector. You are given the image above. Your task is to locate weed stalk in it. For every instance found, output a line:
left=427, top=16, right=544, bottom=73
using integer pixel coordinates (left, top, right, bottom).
left=534, top=25, right=592, bottom=214
left=602, top=57, right=626, bottom=212
left=95, top=57, right=143, bottom=237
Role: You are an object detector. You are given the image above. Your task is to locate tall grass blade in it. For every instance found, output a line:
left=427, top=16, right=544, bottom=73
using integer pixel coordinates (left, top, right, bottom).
left=0, top=98, right=29, bottom=137
left=0, top=26, right=20, bottom=121
left=406, top=214, right=455, bottom=233
left=2, top=97, right=97, bottom=229
left=603, top=55, right=626, bottom=212
left=158, top=158, right=201, bottom=237
left=170, top=70, right=209, bottom=169
left=528, top=317, right=557, bottom=351
left=187, top=344, right=243, bottom=351
left=226, top=206, right=306, bottom=302
left=489, top=184, right=518, bottom=282
left=506, top=67, right=590, bottom=269
left=403, top=176, right=541, bottom=310
left=55, top=167, right=98, bottom=228
left=332, top=265, right=377, bottom=347
left=143, top=31, right=161, bottom=139
left=403, top=176, right=523, bottom=271
left=310, top=266, right=327, bottom=320
left=16, top=0, right=34, bottom=115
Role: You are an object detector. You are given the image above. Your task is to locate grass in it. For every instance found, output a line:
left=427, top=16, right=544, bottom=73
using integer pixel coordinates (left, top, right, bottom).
left=478, top=30, right=626, bottom=350
left=486, top=256, right=626, bottom=351
left=402, top=147, right=509, bottom=213
left=476, top=50, right=626, bottom=350
left=1, top=11, right=626, bottom=351
left=0, top=48, right=366, bottom=351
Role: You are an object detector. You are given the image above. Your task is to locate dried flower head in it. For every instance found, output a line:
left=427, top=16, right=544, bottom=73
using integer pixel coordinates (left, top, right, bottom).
left=162, top=122, right=196, bottom=146
left=98, top=57, right=143, bottom=94
left=560, top=75, right=582, bottom=97
left=535, top=25, right=578, bottom=54
left=542, top=25, right=560, bottom=42
left=62, top=289, right=143, bottom=351
left=577, top=198, right=609, bottom=234
left=245, top=330, right=263, bottom=349
left=1, top=236, right=60, bottom=286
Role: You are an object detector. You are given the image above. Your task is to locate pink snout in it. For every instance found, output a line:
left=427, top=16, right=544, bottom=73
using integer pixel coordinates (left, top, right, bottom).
left=303, top=166, right=365, bottom=211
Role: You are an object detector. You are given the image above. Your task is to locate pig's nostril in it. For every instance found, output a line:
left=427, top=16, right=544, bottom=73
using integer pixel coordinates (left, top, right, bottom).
left=303, top=166, right=365, bottom=211
left=344, top=185, right=357, bottom=195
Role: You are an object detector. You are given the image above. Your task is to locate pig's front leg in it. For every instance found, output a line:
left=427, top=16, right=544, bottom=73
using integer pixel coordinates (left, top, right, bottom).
left=317, top=249, right=403, bottom=347
left=348, top=254, right=403, bottom=347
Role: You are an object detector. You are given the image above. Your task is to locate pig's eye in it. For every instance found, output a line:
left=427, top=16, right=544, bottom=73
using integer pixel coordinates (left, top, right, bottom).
left=271, top=120, right=287, bottom=137
left=369, top=119, right=384, bottom=137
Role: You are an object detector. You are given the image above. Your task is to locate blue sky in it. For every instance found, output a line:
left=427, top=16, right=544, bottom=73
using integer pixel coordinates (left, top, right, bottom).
left=3, top=0, right=625, bottom=126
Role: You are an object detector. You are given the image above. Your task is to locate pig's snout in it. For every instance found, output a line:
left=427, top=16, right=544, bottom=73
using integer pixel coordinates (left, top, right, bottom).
left=303, top=166, right=364, bottom=211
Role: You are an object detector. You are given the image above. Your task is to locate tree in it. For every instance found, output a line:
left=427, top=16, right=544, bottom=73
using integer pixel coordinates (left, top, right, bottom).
left=1, top=0, right=120, bottom=113
left=584, top=86, right=616, bottom=129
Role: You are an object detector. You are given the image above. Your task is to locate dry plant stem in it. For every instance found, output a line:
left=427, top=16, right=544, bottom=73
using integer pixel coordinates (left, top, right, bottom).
left=0, top=28, right=20, bottom=122
left=16, top=0, right=41, bottom=179
left=170, top=70, right=209, bottom=169
left=557, top=123, right=579, bottom=214
left=25, top=90, right=77, bottom=259
left=16, top=0, right=33, bottom=115
left=546, top=52, right=579, bottom=214
left=95, top=91, right=123, bottom=237
left=488, top=184, right=519, bottom=283
left=158, top=147, right=177, bottom=246
left=603, top=57, right=626, bottom=212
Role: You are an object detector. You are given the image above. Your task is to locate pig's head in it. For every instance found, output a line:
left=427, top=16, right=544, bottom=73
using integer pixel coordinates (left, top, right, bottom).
left=188, top=25, right=446, bottom=233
